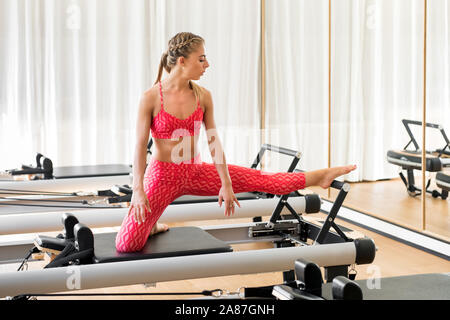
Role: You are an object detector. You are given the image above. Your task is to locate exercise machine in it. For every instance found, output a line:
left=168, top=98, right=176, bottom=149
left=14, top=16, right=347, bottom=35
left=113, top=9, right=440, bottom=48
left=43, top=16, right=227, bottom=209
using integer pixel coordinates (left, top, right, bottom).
left=386, top=119, right=450, bottom=199
left=0, top=153, right=132, bottom=195
left=0, top=209, right=375, bottom=298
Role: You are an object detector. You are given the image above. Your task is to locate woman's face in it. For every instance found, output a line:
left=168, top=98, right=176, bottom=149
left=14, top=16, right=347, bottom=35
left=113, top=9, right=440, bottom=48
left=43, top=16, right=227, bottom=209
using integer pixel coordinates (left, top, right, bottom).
left=181, top=44, right=209, bottom=80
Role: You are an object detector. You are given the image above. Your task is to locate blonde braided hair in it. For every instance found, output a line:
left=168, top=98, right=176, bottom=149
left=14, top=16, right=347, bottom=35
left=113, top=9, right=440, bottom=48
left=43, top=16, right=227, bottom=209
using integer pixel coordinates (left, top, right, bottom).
left=155, top=32, right=205, bottom=100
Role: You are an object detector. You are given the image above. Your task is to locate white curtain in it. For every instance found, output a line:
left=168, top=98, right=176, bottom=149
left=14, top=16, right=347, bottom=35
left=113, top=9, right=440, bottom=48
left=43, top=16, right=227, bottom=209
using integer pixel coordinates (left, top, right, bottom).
left=0, top=0, right=260, bottom=170
left=265, top=0, right=329, bottom=173
left=0, top=0, right=152, bottom=168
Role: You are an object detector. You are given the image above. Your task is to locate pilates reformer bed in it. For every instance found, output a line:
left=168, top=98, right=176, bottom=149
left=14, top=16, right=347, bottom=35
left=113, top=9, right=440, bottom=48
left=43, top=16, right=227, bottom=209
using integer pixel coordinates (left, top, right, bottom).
left=386, top=119, right=450, bottom=200
left=0, top=194, right=376, bottom=300
left=0, top=176, right=376, bottom=298
left=0, top=144, right=346, bottom=264
left=0, top=144, right=316, bottom=264
left=0, top=144, right=361, bottom=265
left=0, top=153, right=132, bottom=197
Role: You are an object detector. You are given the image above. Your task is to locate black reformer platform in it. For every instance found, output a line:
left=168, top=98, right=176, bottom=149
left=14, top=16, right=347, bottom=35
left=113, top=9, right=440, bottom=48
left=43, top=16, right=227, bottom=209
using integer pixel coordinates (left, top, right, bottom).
left=35, top=219, right=232, bottom=267
left=436, top=171, right=450, bottom=192
left=2, top=153, right=131, bottom=180
left=386, top=119, right=450, bottom=199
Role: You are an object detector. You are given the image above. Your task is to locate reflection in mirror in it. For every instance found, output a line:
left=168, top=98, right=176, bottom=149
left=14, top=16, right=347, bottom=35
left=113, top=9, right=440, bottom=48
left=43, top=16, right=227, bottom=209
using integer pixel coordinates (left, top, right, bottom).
left=425, top=0, right=450, bottom=239
left=330, top=0, right=426, bottom=233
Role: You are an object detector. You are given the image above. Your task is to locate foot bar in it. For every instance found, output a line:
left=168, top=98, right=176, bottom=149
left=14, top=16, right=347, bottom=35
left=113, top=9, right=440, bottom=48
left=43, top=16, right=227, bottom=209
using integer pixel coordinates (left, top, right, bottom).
left=0, top=239, right=375, bottom=298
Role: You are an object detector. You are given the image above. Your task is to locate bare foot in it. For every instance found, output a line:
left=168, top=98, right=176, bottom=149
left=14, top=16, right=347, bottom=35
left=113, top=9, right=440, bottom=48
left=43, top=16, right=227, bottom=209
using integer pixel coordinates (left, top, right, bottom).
left=319, top=165, right=356, bottom=189
left=150, top=223, right=169, bottom=236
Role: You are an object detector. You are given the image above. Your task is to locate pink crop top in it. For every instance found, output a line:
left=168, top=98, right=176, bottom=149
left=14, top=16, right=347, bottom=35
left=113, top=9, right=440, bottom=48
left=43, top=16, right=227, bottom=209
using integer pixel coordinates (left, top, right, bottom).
left=150, top=81, right=203, bottom=139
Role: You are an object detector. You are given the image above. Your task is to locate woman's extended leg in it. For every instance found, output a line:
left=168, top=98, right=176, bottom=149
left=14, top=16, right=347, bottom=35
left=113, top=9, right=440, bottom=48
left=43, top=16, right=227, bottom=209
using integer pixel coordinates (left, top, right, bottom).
left=185, top=162, right=356, bottom=196
left=185, top=163, right=304, bottom=196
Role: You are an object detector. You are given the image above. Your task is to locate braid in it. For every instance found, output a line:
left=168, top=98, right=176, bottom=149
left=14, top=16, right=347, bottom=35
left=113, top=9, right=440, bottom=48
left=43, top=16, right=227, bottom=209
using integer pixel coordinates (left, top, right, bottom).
left=170, top=38, right=193, bottom=52
left=169, top=35, right=203, bottom=54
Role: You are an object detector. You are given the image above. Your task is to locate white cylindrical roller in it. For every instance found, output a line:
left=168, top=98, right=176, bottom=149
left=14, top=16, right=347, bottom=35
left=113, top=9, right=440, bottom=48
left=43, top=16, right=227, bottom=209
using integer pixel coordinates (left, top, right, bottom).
left=0, top=196, right=309, bottom=235
left=0, top=242, right=357, bottom=297
left=0, top=175, right=132, bottom=193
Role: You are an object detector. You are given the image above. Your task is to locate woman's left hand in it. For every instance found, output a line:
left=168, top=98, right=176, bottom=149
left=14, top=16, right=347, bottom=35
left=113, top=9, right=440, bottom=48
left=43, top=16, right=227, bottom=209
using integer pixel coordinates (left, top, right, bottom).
left=218, top=184, right=241, bottom=216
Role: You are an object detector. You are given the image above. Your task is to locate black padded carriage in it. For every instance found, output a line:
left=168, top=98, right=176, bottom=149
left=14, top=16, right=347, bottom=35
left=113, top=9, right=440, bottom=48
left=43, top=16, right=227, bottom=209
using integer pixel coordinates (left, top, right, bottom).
left=93, top=227, right=232, bottom=263
left=386, top=150, right=446, bottom=172
left=436, top=172, right=450, bottom=192
left=36, top=220, right=233, bottom=268
left=5, top=153, right=132, bottom=180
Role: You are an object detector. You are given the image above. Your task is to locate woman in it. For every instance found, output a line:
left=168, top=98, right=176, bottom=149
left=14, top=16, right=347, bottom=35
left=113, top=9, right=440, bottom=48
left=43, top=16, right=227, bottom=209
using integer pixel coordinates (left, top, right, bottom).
left=115, top=32, right=356, bottom=252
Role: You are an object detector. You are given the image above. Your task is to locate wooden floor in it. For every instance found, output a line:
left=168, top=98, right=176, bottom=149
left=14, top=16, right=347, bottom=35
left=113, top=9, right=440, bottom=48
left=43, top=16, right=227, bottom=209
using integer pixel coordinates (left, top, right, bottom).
left=1, top=177, right=449, bottom=300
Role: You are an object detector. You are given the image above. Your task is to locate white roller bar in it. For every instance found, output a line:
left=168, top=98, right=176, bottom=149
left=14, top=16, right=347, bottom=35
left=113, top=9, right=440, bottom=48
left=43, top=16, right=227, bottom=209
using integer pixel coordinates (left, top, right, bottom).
left=0, top=241, right=365, bottom=297
left=0, top=175, right=132, bottom=193
left=0, top=196, right=312, bottom=235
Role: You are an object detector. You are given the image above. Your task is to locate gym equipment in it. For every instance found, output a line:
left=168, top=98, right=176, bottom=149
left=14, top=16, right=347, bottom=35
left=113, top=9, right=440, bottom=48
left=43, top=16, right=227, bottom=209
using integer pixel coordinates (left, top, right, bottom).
left=0, top=153, right=132, bottom=195
left=0, top=212, right=375, bottom=298
left=221, top=260, right=450, bottom=300
left=386, top=119, right=450, bottom=199
left=1, top=153, right=132, bottom=180
left=0, top=143, right=374, bottom=298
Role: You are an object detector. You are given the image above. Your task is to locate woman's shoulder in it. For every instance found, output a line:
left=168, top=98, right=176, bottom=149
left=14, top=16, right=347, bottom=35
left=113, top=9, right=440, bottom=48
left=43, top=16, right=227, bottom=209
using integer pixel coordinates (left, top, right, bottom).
left=144, top=83, right=160, bottom=99
left=197, top=85, right=210, bottom=95
left=140, top=84, right=160, bottom=111
left=198, top=85, right=212, bottom=105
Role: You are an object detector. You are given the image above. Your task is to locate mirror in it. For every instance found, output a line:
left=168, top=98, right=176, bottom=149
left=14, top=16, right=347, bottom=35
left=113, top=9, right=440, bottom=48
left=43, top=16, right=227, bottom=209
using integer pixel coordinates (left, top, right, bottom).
left=425, top=0, right=450, bottom=239
left=331, top=0, right=425, bottom=233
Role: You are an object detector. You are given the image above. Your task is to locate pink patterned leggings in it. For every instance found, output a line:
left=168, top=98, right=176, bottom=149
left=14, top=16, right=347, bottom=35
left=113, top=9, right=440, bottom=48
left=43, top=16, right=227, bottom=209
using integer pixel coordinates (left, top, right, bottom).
left=115, top=155, right=306, bottom=252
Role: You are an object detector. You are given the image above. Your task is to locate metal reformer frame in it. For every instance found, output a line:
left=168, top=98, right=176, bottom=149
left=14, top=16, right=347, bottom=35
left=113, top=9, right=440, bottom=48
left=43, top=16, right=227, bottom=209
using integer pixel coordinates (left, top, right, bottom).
left=397, top=119, right=450, bottom=199
left=211, top=143, right=357, bottom=283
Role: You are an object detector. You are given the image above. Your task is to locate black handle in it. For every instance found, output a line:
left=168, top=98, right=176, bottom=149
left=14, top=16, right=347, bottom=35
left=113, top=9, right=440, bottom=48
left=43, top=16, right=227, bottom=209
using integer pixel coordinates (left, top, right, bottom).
left=330, top=180, right=344, bottom=190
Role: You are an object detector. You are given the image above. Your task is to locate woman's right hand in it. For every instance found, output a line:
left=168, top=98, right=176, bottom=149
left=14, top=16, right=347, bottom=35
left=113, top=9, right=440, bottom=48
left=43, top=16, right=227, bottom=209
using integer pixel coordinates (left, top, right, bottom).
left=129, top=188, right=151, bottom=224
